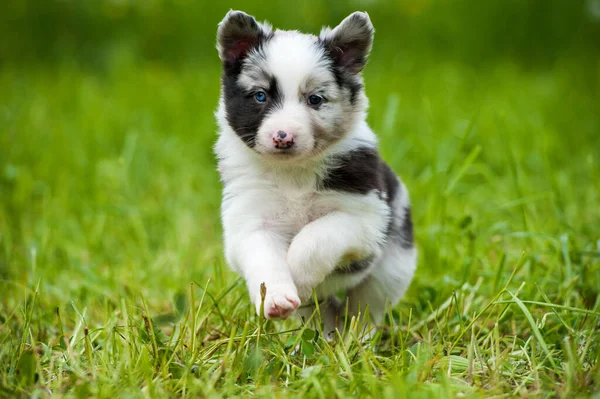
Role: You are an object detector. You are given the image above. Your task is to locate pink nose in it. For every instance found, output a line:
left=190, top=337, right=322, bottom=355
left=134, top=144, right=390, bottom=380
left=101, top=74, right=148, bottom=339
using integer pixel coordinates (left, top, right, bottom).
left=271, top=130, right=295, bottom=149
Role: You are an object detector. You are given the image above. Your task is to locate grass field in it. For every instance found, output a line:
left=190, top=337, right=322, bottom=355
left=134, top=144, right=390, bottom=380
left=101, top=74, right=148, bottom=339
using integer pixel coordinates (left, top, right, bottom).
left=1, top=48, right=600, bottom=397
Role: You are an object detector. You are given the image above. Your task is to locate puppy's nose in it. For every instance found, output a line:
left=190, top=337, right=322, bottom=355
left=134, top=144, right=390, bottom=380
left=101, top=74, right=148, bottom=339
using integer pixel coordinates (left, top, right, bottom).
left=271, top=130, right=295, bottom=149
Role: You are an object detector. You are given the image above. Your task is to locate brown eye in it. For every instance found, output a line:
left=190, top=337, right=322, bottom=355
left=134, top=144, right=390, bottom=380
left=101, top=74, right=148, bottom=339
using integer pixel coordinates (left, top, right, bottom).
left=307, top=94, right=323, bottom=106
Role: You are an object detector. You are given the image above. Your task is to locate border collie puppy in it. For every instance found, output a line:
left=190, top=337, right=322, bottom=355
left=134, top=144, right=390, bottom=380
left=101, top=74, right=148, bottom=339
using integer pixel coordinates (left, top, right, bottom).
left=215, top=10, right=416, bottom=335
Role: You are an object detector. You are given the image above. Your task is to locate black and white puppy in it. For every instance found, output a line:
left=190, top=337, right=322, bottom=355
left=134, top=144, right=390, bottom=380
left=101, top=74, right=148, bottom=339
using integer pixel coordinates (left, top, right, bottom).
left=215, top=10, right=416, bottom=333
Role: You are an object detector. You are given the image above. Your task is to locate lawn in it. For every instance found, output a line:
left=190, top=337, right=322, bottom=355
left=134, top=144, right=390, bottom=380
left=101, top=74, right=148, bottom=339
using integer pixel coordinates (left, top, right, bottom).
left=1, top=5, right=600, bottom=397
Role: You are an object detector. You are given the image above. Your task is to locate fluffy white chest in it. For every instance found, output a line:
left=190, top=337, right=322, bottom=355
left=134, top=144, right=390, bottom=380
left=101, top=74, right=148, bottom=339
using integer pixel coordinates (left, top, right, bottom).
left=227, top=171, right=334, bottom=239
left=264, top=185, right=332, bottom=233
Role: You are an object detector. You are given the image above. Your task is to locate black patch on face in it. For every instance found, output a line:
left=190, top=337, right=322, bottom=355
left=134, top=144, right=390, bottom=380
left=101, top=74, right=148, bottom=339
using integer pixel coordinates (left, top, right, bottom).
left=222, top=43, right=283, bottom=148
left=333, top=256, right=374, bottom=275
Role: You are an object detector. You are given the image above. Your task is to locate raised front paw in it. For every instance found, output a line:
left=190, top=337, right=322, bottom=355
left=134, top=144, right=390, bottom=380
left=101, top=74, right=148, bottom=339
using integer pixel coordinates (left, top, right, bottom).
left=256, top=283, right=301, bottom=320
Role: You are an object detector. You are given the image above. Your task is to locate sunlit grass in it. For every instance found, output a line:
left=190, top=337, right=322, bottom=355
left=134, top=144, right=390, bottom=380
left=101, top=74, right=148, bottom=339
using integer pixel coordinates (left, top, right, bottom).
left=1, top=58, right=599, bottom=397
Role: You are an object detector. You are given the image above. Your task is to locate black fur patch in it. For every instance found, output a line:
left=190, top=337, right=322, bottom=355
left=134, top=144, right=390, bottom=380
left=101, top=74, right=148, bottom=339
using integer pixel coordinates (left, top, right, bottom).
left=222, top=56, right=282, bottom=148
left=333, top=256, right=374, bottom=275
left=380, top=162, right=400, bottom=206
left=387, top=207, right=414, bottom=249
left=320, top=147, right=387, bottom=195
left=400, top=207, right=414, bottom=248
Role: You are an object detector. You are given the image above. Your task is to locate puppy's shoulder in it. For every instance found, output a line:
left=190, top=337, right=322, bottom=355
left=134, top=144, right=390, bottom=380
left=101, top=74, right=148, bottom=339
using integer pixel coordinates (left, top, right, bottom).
left=319, top=145, right=399, bottom=203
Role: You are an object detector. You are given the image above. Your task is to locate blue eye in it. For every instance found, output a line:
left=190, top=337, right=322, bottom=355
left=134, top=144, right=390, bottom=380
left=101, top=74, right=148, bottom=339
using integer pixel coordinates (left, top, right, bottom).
left=308, top=94, right=323, bottom=106
left=255, top=91, right=267, bottom=103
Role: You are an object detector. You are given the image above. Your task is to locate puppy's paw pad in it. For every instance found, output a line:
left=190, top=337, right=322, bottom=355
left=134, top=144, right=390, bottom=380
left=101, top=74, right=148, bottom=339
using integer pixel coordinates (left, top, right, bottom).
left=262, top=291, right=300, bottom=320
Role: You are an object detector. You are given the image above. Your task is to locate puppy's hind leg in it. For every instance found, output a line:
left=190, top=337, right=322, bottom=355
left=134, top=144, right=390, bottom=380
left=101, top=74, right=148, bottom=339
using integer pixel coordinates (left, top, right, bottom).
left=345, top=245, right=416, bottom=335
left=296, top=297, right=343, bottom=341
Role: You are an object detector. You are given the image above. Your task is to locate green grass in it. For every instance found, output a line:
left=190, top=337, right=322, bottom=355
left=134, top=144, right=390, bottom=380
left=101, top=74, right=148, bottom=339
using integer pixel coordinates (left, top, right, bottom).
left=1, top=56, right=599, bottom=398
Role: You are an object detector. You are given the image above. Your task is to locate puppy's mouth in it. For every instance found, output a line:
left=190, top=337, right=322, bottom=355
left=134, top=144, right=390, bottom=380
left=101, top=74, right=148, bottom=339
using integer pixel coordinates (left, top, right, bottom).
left=254, top=141, right=331, bottom=163
left=258, top=147, right=299, bottom=159
left=254, top=141, right=302, bottom=159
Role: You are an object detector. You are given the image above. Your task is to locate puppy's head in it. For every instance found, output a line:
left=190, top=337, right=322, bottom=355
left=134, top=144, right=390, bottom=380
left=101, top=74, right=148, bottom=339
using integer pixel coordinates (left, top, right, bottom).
left=217, top=11, right=373, bottom=161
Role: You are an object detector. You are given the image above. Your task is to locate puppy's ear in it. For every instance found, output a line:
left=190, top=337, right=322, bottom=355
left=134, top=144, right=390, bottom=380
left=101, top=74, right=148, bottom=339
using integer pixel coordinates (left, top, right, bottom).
left=320, top=12, right=374, bottom=74
left=217, top=10, right=271, bottom=63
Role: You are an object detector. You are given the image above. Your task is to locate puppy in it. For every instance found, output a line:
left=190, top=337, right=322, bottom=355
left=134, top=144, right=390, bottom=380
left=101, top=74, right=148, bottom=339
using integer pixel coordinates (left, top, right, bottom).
left=214, top=10, right=416, bottom=335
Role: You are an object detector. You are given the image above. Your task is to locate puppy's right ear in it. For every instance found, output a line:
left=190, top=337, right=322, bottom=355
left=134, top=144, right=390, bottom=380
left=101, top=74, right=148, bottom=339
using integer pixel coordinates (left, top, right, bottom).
left=217, top=10, right=270, bottom=63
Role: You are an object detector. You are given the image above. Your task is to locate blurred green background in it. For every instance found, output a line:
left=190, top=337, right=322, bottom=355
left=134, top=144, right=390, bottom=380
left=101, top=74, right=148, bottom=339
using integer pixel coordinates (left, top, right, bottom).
left=2, top=0, right=600, bottom=66
left=1, top=1, right=600, bottom=396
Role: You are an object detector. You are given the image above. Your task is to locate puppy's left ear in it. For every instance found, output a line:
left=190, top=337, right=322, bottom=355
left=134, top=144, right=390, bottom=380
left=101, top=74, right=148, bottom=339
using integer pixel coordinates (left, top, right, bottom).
left=320, top=12, right=374, bottom=74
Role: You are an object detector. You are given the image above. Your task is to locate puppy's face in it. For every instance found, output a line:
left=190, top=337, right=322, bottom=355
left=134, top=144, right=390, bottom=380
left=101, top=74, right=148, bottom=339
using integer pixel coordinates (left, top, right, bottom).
left=217, top=11, right=373, bottom=161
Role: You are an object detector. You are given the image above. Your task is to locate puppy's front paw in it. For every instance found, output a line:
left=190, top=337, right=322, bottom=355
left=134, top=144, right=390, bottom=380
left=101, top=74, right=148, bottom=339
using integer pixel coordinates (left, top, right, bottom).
left=287, top=238, right=322, bottom=302
left=256, top=284, right=300, bottom=320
